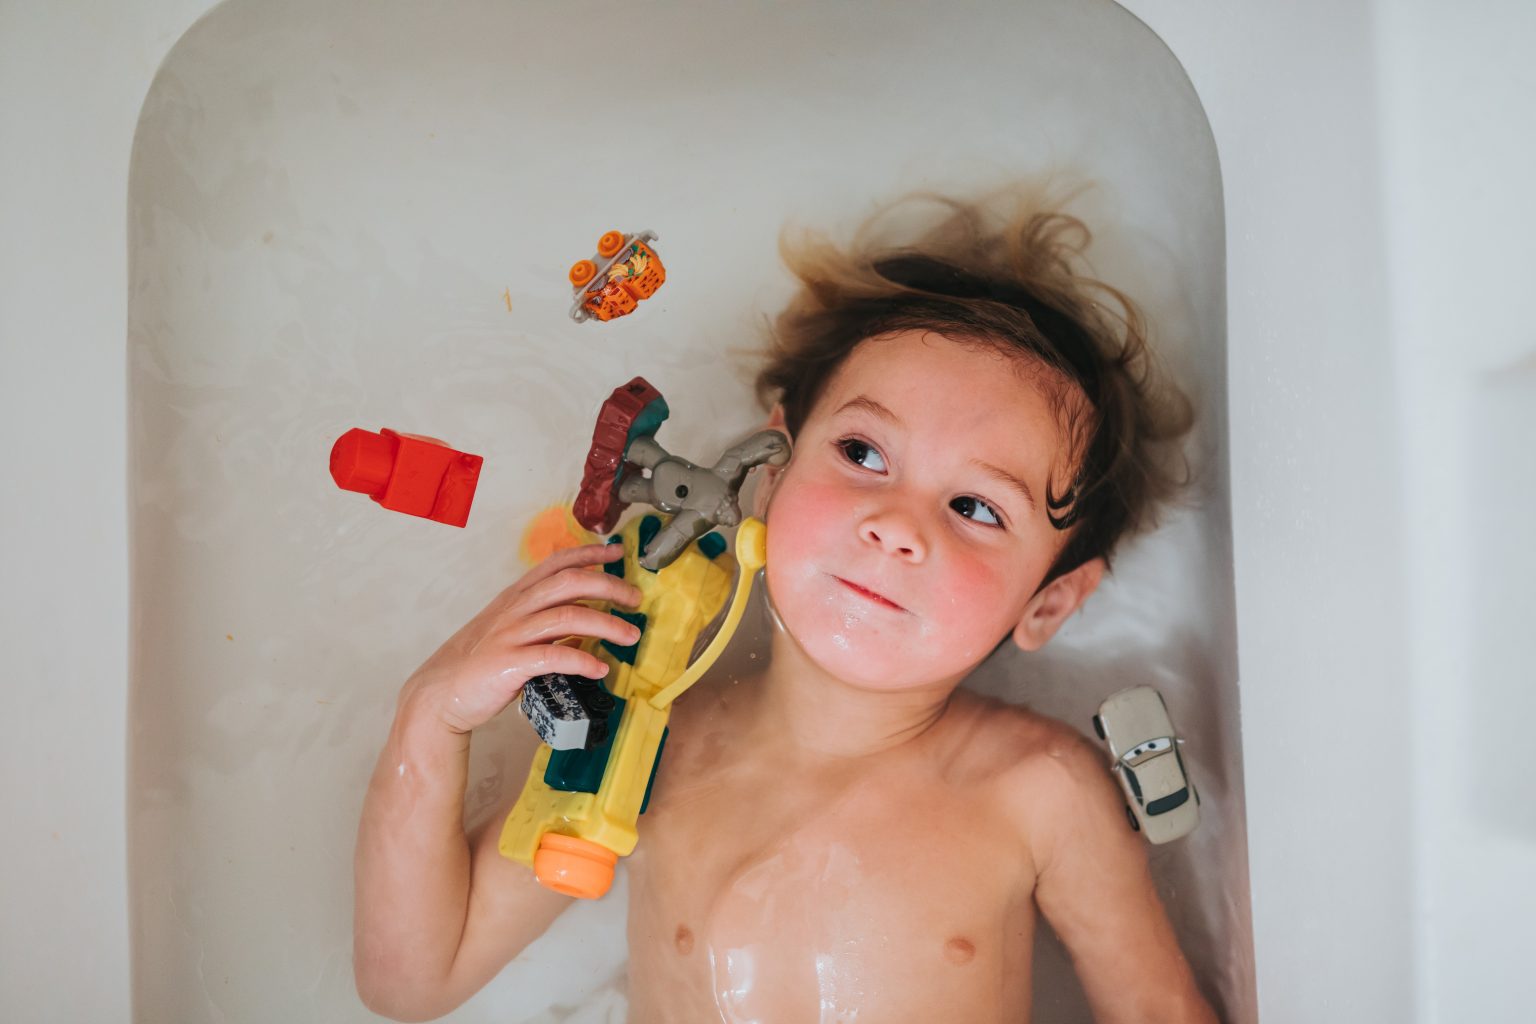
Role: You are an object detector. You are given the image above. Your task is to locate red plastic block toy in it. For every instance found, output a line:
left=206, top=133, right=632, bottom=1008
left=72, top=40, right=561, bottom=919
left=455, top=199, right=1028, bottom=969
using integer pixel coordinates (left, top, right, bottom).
left=330, top=428, right=483, bottom=527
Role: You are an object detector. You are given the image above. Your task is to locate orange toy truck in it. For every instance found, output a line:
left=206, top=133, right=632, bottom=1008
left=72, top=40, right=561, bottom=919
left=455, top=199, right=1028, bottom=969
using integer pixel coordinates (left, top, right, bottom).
left=568, top=230, right=666, bottom=323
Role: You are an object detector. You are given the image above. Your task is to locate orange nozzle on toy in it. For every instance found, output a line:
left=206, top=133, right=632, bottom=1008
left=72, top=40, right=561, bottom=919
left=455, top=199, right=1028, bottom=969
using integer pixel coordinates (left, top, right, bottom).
left=534, top=833, right=617, bottom=899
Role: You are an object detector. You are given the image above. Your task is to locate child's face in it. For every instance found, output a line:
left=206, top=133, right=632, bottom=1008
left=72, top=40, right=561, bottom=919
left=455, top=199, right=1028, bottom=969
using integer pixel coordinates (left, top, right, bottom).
left=761, top=329, right=1094, bottom=693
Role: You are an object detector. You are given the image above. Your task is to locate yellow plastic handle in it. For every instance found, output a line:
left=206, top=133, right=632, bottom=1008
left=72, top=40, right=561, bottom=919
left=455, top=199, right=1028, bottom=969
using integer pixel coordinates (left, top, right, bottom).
left=648, top=517, right=767, bottom=709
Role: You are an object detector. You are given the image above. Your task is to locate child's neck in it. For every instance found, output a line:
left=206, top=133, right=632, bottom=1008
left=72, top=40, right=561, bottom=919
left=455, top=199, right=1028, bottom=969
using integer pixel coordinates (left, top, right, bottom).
left=749, top=623, right=960, bottom=761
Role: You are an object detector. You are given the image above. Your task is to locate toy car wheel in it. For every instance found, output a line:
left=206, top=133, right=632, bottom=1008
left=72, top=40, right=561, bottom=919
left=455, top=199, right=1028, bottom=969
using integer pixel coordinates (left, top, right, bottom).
left=569, top=259, right=598, bottom=287
left=1125, top=805, right=1140, bottom=832
left=596, top=231, right=626, bottom=258
left=1092, top=714, right=1106, bottom=740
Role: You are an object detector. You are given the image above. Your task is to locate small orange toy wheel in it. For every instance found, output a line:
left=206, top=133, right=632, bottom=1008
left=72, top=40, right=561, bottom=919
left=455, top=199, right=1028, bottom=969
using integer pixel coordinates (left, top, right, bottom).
left=534, top=833, right=617, bottom=899
left=569, top=259, right=598, bottom=288
left=596, top=231, right=626, bottom=259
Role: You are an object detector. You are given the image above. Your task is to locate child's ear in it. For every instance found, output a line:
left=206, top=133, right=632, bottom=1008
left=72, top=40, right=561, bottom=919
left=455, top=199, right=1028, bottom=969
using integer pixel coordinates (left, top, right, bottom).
left=751, top=405, right=792, bottom=519
left=1010, top=557, right=1105, bottom=652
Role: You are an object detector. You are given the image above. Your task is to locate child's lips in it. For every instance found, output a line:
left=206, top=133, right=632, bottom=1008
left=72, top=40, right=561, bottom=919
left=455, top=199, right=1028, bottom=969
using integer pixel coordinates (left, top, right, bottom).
left=832, top=575, right=907, bottom=612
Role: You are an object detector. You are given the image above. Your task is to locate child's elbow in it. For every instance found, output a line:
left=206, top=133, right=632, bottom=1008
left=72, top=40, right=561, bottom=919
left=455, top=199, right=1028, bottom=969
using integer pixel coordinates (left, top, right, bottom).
left=354, top=959, right=455, bottom=1023
left=353, top=970, right=415, bottom=1022
left=355, top=986, right=443, bottom=1023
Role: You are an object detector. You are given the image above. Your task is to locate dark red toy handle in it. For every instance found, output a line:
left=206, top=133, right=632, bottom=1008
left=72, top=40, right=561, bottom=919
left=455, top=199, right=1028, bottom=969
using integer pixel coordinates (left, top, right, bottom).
left=572, top=377, right=669, bottom=534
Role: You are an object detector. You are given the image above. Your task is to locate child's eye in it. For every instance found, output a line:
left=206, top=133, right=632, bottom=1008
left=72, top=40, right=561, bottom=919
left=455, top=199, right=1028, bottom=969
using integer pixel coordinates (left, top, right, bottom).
left=951, top=496, right=1003, bottom=527
left=835, top=437, right=887, bottom=472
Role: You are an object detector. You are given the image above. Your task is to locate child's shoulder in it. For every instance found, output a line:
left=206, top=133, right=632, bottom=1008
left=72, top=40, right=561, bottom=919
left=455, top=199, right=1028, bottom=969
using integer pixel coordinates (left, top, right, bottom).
left=948, top=689, right=1100, bottom=772
left=945, top=690, right=1119, bottom=831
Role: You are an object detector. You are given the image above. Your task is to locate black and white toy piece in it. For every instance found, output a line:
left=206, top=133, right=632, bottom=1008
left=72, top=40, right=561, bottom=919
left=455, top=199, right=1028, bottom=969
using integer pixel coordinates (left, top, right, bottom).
left=520, top=673, right=617, bottom=751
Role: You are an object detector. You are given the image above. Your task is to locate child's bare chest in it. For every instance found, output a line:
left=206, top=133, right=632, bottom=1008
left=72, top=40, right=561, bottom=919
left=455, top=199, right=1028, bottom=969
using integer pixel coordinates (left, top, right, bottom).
left=622, top=714, right=1037, bottom=1022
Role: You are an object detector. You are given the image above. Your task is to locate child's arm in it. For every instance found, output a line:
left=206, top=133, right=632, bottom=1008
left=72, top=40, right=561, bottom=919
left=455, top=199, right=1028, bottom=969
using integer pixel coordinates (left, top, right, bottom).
left=352, top=543, right=642, bottom=1021
left=1019, top=729, right=1218, bottom=1024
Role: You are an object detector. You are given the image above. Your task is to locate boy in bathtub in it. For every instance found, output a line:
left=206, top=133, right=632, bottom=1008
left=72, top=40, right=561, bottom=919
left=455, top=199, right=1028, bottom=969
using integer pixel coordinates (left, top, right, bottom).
left=353, top=192, right=1218, bottom=1023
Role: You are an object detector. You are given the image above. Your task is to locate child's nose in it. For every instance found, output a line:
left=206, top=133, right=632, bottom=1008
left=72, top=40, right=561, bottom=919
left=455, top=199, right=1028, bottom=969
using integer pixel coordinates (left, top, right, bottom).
left=857, top=509, right=927, bottom=562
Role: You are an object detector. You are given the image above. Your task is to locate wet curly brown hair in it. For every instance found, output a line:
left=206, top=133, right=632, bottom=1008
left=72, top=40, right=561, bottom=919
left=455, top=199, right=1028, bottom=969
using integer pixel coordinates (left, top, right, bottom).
left=753, top=188, right=1194, bottom=588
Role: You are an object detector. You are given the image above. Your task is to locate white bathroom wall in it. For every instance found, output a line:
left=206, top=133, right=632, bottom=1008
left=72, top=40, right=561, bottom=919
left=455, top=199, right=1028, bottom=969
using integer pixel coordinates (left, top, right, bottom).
left=1, top=1, right=211, bottom=1019
left=1374, top=2, right=1536, bottom=1019
left=4, top=0, right=1531, bottom=1022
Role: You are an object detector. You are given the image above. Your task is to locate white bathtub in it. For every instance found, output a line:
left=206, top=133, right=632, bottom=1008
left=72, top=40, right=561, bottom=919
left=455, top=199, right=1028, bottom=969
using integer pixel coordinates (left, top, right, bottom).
left=3, top=1, right=1532, bottom=1022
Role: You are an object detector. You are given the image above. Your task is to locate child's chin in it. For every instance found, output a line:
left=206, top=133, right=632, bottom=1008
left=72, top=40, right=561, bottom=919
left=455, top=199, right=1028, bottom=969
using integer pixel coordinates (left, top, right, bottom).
left=799, top=638, right=926, bottom=692
left=770, top=582, right=933, bottom=689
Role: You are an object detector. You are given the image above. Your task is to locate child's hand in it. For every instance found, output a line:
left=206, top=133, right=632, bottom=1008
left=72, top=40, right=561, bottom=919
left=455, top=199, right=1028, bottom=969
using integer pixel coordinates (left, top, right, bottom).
left=399, top=542, right=642, bottom=735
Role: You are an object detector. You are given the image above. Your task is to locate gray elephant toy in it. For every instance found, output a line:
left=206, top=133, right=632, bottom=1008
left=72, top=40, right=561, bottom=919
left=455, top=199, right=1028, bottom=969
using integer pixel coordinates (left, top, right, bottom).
left=619, top=428, right=789, bottom=571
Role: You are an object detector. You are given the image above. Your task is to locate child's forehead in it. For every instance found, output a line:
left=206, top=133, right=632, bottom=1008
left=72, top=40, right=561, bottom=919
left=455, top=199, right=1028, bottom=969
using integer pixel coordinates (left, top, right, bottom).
left=824, top=330, right=1058, bottom=411
left=807, top=330, right=1088, bottom=476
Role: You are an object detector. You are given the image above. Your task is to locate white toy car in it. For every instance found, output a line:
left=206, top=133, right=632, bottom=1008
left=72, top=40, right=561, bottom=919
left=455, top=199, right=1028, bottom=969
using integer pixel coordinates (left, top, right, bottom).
left=1092, top=686, right=1200, bottom=844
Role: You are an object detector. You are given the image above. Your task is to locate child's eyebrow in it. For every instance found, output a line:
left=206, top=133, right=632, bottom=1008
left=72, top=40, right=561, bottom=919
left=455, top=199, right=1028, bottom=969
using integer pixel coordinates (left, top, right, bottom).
left=833, top=395, right=902, bottom=426
left=969, top=459, right=1038, bottom=513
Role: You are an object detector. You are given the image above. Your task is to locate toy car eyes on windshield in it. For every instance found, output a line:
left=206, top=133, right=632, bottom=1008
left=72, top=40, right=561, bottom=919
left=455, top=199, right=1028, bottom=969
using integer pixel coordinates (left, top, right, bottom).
left=1093, top=686, right=1202, bottom=845
left=568, top=230, right=666, bottom=323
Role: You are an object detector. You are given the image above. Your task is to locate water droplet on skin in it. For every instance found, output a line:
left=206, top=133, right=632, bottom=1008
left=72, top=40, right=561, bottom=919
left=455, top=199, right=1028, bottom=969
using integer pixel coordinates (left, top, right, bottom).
left=710, top=945, right=760, bottom=1020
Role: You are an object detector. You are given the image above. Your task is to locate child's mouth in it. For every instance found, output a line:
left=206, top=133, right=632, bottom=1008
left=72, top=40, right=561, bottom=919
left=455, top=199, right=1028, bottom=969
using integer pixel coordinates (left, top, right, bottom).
left=833, top=576, right=906, bottom=612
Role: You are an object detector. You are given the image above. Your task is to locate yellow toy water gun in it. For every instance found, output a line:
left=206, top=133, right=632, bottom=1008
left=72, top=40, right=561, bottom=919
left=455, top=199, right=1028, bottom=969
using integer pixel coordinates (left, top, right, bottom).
left=499, top=377, right=789, bottom=898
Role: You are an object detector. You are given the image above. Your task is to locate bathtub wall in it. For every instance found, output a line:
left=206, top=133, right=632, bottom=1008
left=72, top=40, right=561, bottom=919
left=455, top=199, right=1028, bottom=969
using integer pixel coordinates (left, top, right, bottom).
left=3, top=1, right=1532, bottom=1022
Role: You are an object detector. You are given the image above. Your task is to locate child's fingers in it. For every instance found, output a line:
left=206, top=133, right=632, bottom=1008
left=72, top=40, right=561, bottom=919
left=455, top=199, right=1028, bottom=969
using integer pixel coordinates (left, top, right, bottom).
left=522, top=542, right=625, bottom=588
left=493, top=602, right=643, bottom=652
left=473, top=543, right=622, bottom=622
left=444, top=641, right=613, bottom=731
left=509, top=641, right=612, bottom=685
left=518, top=562, right=643, bottom=616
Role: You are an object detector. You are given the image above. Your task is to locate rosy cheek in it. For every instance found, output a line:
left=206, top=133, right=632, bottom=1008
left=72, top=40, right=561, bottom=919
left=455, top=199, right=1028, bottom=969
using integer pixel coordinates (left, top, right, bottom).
left=766, top=472, right=840, bottom=545
left=763, top=476, right=844, bottom=597
left=928, top=550, right=1013, bottom=622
